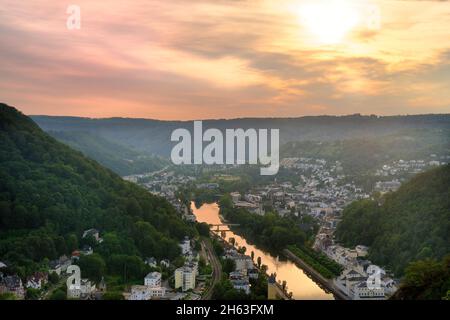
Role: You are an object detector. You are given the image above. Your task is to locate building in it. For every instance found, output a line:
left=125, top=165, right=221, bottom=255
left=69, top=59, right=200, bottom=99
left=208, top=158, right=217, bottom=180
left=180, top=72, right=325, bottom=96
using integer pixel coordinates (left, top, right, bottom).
left=160, top=259, right=170, bottom=268
left=145, top=257, right=157, bottom=268
left=179, top=237, right=191, bottom=255
left=26, top=272, right=48, bottom=290
left=174, top=266, right=196, bottom=292
left=0, top=275, right=25, bottom=299
left=230, top=279, right=250, bottom=295
left=82, top=228, right=102, bottom=243
left=144, top=272, right=162, bottom=288
left=128, top=272, right=166, bottom=300
left=352, top=281, right=385, bottom=300
left=230, top=192, right=241, bottom=203
left=129, top=285, right=166, bottom=300
left=355, top=245, right=369, bottom=257
left=67, top=279, right=96, bottom=299
left=233, top=254, right=254, bottom=275
left=49, top=255, right=72, bottom=275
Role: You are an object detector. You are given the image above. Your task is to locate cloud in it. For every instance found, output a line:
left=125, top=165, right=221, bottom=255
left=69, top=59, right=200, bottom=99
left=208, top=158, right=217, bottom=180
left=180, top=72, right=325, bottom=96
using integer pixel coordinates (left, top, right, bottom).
left=0, top=0, right=449, bottom=119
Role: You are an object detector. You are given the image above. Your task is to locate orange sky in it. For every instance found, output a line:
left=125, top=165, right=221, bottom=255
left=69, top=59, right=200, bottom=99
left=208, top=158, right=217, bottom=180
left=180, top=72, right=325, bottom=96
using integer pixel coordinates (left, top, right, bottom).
left=1, top=0, right=449, bottom=119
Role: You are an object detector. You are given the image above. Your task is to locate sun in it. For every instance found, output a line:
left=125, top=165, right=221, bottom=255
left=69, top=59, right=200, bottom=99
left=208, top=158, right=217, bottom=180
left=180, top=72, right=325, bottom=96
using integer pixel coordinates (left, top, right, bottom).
left=297, top=0, right=360, bottom=44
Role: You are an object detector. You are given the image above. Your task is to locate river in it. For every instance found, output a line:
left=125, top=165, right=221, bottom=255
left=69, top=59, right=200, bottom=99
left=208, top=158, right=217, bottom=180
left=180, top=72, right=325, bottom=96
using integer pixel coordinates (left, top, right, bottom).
left=191, top=201, right=333, bottom=300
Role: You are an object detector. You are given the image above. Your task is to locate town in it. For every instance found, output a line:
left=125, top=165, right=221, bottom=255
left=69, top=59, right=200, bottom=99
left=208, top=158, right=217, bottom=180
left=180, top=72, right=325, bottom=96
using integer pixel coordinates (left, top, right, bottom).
left=1, top=153, right=448, bottom=300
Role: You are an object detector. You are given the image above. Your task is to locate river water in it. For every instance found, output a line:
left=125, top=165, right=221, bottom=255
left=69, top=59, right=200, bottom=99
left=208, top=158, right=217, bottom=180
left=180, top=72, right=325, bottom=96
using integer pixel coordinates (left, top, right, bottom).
left=191, top=202, right=333, bottom=300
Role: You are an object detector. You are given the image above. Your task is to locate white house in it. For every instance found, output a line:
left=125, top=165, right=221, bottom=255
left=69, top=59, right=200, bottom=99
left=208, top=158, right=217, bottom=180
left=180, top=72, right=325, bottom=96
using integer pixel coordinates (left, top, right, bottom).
left=352, top=281, right=385, bottom=300
left=128, top=285, right=166, bottom=300
left=145, top=257, right=157, bottom=268
left=67, top=279, right=96, bottom=299
left=144, top=272, right=161, bottom=288
left=233, top=254, right=254, bottom=275
left=230, top=279, right=250, bottom=295
left=82, top=228, right=103, bottom=243
left=160, top=259, right=170, bottom=268
left=26, top=272, right=48, bottom=290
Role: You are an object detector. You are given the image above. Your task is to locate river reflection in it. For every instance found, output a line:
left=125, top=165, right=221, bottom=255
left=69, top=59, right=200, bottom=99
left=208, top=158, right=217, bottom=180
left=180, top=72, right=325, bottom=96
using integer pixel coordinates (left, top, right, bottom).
left=191, top=201, right=333, bottom=300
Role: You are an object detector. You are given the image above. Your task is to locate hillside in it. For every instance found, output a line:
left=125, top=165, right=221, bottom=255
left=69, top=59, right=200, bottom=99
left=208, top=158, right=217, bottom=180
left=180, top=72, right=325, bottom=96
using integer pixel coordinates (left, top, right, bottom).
left=0, top=103, right=195, bottom=279
left=48, top=131, right=167, bottom=176
left=32, top=114, right=450, bottom=157
left=335, top=164, right=450, bottom=276
left=281, top=128, right=450, bottom=175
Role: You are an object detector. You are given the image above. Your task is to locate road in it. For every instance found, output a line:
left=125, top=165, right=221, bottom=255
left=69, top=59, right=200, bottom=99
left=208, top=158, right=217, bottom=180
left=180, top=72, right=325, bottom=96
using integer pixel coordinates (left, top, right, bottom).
left=201, top=238, right=222, bottom=300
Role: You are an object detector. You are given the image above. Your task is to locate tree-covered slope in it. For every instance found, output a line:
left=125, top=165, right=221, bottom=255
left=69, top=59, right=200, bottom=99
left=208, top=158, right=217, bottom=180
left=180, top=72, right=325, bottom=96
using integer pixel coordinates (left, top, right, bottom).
left=335, top=164, right=450, bottom=275
left=48, top=130, right=167, bottom=176
left=0, top=103, right=194, bottom=277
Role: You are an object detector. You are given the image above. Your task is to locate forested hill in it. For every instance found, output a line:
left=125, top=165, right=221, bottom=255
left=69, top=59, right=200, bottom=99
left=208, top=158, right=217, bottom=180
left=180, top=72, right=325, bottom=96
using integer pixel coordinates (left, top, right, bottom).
left=47, top=130, right=168, bottom=176
left=32, top=113, right=450, bottom=157
left=0, top=103, right=195, bottom=277
left=335, top=164, right=450, bottom=276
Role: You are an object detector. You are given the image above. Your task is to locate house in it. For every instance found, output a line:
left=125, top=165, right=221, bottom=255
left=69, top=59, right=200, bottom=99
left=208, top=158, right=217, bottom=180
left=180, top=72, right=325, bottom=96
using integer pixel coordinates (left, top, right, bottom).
left=128, top=285, right=166, bottom=300
left=352, top=281, right=385, bottom=300
left=233, top=254, right=254, bottom=275
left=355, top=245, right=369, bottom=257
left=67, top=278, right=96, bottom=299
left=174, top=266, right=196, bottom=292
left=179, top=237, right=191, bottom=255
left=160, top=259, right=170, bottom=268
left=49, top=255, right=72, bottom=275
left=334, top=268, right=368, bottom=298
left=145, top=257, right=157, bottom=268
left=0, top=275, right=25, bottom=299
left=26, top=272, right=48, bottom=290
left=98, top=277, right=107, bottom=292
left=230, top=279, right=250, bottom=295
left=144, top=272, right=162, bottom=288
left=82, top=228, right=103, bottom=243
left=230, top=192, right=241, bottom=203
left=81, top=245, right=93, bottom=256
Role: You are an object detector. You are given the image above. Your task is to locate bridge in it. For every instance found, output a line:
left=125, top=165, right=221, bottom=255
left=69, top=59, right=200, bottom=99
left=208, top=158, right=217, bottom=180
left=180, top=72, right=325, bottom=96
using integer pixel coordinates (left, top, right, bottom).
left=209, top=223, right=240, bottom=233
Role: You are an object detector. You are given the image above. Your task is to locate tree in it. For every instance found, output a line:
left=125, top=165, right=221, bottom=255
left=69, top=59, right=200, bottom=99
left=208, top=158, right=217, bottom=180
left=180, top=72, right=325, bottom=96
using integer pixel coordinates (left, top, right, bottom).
left=393, top=255, right=450, bottom=300
left=26, top=288, right=41, bottom=300
left=102, top=291, right=125, bottom=300
left=48, top=272, right=59, bottom=285
left=77, top=254, right=106, bottom=282
left=222, top=259, right=236, bottom=274
left=257, top=257, right=262, bottom=268
left=48, top=289, right=66, bottom=300
left=196, top=223, right=210, bottom=237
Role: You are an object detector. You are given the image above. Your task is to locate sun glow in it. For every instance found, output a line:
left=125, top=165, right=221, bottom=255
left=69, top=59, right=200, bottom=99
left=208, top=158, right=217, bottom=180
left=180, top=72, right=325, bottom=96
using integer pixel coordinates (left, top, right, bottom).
left=297, top=0, right=360, bottom=44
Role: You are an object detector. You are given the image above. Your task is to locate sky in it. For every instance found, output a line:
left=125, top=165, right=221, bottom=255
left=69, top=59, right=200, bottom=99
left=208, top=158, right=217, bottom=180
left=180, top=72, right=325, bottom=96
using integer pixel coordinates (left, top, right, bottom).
left=0, top=0, right=450, bottom=120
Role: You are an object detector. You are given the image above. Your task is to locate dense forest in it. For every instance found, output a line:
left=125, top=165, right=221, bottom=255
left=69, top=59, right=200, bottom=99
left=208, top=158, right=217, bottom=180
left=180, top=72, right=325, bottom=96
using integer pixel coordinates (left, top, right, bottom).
left=392, top=255, right=450, bottom=300
left=48, top=130, right=167, bottom=176
left=0, top=103, right=195, bottom=280
left=335, top=164, right=450, bottom=276
left=32, top=114, right=450, bottom=157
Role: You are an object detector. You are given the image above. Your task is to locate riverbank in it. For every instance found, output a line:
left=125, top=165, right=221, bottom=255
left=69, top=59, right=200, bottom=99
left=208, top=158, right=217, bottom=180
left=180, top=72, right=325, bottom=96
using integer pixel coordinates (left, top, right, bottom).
left=283, top=249, right=349, bottom=300
left=191, top=202, right=334, bottom=299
